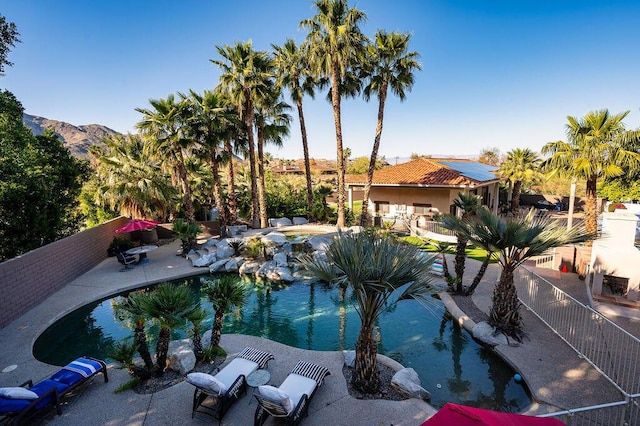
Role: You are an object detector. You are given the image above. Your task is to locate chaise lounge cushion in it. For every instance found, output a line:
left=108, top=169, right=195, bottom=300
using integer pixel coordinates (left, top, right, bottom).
left=215, top=357, right=258, bottom=390
left=278, top=374, right=317, bottom=409
left=257, top=385, right=293, bottom=414
left=0, top=387, right=38, bottom=400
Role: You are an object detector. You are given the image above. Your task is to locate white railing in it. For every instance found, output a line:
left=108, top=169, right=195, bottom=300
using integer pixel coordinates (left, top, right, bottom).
left=518, top=268, right=640, bottom=425
left=532, top=252, right=555, bottom=269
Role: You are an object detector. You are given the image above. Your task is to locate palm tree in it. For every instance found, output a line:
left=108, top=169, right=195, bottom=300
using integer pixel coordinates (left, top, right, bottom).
left=182, top=89, right=235, bottom=235
left=542, top=109, right=640, bottom=236
left=92, top=134, right=175, bottom=220
left=212, top=41, right=274, bottom=229
left=136, top=94, right=196, bottom=222
left=141, top=283, right=197, bottom=375
left=272, top=39, right=318, bottom=218
left=202, top=275, right=248, bottom=350
left=359, top=30, right=421, bottom=226
left=443, top=192, right=481, bottom=293
left=300, top=0, right=368, bottom=227
left=498, top=148, right=543, bottom=215
left=304, top=230, right=435, bottom=393
left=185, top=305, right=208, bottom=361
left=458, top=208, right=591, bottom=339
left=116, top=291, right=154, bottom=370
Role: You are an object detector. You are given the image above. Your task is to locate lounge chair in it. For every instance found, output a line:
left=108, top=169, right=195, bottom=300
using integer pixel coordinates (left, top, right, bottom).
left=253, top=360, right=330, bottom=426
left=186, top=347, right=274, bottom=424
left=0, top=356, right=108, bottom=425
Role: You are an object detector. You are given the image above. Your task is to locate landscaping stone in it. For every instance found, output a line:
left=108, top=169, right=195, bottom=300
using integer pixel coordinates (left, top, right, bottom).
left=224, top=256, right=245, bottom=272
left=215, top=241, right=235, bottom=260
left=312, top=250, right=329, bottom=263
left=308, top=235, right=331, bottom=251
left=273, top=252, right=288, bottom=267
left=227, top=225, right=247, bottom=236
left=208, top=259, right=229, bottom=272
left=201, top=330, right=211, bottom=350
left=272, top=266, right=294, bottom=282
left=472, top=321, right=509, bottom=346
left=343, top=350, right=356, bottom=368
left=192, top=252, right=216, bottom=267
left=257, top=260, right=277, bottom=278
left=239, top=260, right=261, bottom=275
left=292, top=217, right=309, bottom=225
left=268, top=217, right=293, bottom=227
left=261, top=232, right=288, bottom=246
left=391, top=368, right=431, bottom=400
left=168, top=338, right=196, bottom=375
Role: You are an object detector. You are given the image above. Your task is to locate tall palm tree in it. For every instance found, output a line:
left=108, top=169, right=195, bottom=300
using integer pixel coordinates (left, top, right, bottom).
left=458, top=208, right=591, bottom=339
left=117, top=291, right=154, bottom=370
left=542, top=109, right=640, bottom=236
left=182, top=89, right=235, bottom=235
left=255, top=92, right=292, bottom=228
left=136, top=94, right=196, bottom=222
left=212, top=41, right=274, bottom=229
left=141, top=283, right=197, bottom=375
left=272, top=39, right=318, bottom=218
left=202, top=276, right=248, bottom=350
left=359, top=30, right=421, bottom=226
left=498, top=148, right=543, bottom=215
left=300, top=0, right=368, bottom=227
left=304, top=230, right=435, bottom=393
left=443, top=192, right=481, bottom=293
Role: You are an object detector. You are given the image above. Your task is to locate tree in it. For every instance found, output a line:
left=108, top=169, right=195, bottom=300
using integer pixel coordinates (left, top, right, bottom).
left=0, top=91, right=88, bottom=260
left=212, top=41, right=274, bottom=229
left=0, top=15, right=20, bottom=76
left=442, top=192, right=481, bottom=293
left=301, top=0, right=368, bottom=227
left=304, top=230, right=435, bottom=393
left=347, top=156, right=384, bottom=175
left=272, top=39, right=317, bottom=218
left=458, top=208, right=591, bottom=339
left=185, top=306, right=208, bottom=361
left=359, top=30, right=421, bottom=226
left=136, top=94, right=196, bottom=222
left=202, top=276, right=248, bottom=351
left=478, top=147, right=501, bottom=166
left=140, top=283, right=197, bottom=375
left=542, top=109, right=640, bottom=236
left=498, top=148, right=543, bottom=215
left=117, top=291, right=154, bottom=370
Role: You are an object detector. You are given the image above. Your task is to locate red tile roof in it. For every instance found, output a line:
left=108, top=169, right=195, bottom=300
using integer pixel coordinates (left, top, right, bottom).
left=346, top=158, right=498, bottom=187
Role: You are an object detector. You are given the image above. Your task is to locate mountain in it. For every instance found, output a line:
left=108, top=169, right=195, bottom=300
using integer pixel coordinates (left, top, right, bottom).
left=23, top=114, right=121, bottom=159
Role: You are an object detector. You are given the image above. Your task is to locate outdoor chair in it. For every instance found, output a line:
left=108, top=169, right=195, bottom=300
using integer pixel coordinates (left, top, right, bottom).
left=253, top=360, right=330, bottom=426
left=0, top=356, right=108, bottom=425
left=116, top=251, right=136, bottom=271
left=186, top=347, right=274, bottom=424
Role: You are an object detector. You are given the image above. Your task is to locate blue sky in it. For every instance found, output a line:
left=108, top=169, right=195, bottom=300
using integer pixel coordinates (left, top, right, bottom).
left=3, top=0, right=640, bottom=161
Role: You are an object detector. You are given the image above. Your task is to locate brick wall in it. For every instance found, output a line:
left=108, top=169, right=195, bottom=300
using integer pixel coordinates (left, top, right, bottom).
left=0, top=217, right=129, bottom=328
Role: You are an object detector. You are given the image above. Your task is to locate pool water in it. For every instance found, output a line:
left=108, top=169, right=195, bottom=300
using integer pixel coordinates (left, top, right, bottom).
left=33, top=274, right=532, bottom=411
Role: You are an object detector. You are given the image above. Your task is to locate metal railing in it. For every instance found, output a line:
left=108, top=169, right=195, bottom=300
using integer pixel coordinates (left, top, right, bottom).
left=532, top=252, right=555, bottom=269
left=517, top=267, right=640, bottom=425
left=419, top=220, right=457, bottom=237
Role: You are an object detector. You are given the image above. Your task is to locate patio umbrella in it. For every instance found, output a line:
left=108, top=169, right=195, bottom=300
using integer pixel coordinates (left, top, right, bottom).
left=113, top=219, right=160, bottom=234
left=421, top=403, right=564, bottom=426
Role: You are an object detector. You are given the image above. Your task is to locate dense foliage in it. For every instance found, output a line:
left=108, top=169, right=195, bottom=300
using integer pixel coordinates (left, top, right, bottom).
left=0, top=90, right=88, bottom=260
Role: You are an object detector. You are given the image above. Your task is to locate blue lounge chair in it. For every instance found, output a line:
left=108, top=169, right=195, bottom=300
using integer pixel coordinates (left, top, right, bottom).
left=0, top=356, right=108, bottom=425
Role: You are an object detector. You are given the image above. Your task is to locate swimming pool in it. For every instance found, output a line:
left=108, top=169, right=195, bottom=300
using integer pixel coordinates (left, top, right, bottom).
left=33, top=274, right=532, bottom=411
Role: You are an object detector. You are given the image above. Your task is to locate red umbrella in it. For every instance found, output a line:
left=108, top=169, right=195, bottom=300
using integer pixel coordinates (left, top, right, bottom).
left=113, top=219, right=160, bottom=234
left=421, top=404, right=565, bottom=426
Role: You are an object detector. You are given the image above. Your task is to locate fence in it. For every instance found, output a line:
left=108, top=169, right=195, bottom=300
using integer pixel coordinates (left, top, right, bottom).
left=517, top=267, right=640, bottom=425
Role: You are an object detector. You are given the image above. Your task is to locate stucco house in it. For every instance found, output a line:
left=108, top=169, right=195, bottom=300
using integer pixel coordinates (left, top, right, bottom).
left=346, top=157, right=501, bottom=224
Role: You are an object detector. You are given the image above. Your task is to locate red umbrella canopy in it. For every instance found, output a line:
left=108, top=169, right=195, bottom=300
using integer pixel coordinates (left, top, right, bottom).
left=421, top=404, right=565, bottom=426
left=114, top=219, right=160, bottom=234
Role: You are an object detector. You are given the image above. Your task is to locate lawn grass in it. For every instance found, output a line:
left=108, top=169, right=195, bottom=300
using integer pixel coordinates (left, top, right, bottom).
left=401, top=236, right=498, bottom=263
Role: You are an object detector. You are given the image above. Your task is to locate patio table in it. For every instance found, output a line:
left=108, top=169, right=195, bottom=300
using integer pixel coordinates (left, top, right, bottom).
left=125, top=245, right=158, bottom=264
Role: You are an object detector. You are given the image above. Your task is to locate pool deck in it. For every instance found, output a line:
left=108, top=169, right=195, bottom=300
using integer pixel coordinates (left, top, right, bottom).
left=0, top=238, right=636, bottom=424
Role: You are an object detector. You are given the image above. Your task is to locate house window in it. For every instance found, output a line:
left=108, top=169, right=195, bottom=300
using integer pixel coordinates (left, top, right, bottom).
left=374, top=201, right=390, bottom=215
left=413, top=203, right=432, bottom=215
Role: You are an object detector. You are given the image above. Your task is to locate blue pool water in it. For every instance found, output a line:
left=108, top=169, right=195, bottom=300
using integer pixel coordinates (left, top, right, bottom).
left=33, top=274, right=532, bottom=411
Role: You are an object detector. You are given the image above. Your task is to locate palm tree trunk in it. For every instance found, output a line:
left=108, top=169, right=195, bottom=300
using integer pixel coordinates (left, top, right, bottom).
left=225, top=138, right=238, bottom=223
left=156, top=327, right=171, bottom=374
left=454, top=235, right=468, bottom=293
left=245, top=98, right=260, bottom=229
left=511, top=180, right=522, bottom=214
left=360, top=84, right=388, bottom=227
left=584, top=176, right=598, bottom=237
left=256, top=123, right=268, bottom=228
left=441, top=253, right=451, bottom=280
left=353, top=324, right=379, bottom=393
left=210, top=151, right=228, bottom=238
left=489, top=265, right=523, bottom=339
left=466, top=252, right=492, bottom=296
left=176, top=154, right=195, bottom=222
left=134, top=322, right=154, bottom=369
left=296, top=98, right=314, bottom=219
left=330, top=62, right=346, bottom=227
left=210, top=310, right=224, bottom=349
left=192, top=325, right=204, bottom=360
